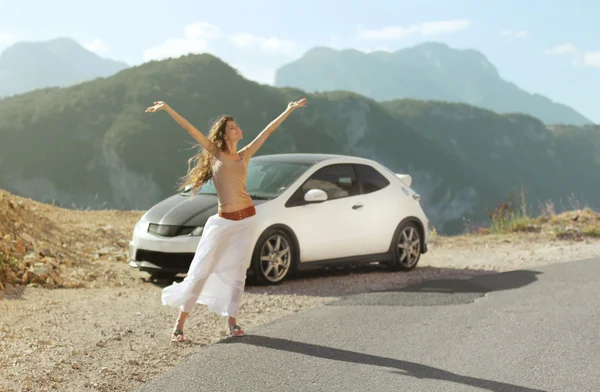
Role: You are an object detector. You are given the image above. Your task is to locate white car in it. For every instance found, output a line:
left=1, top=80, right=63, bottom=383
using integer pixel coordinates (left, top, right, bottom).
left=128, top=153, right=429, bottom=285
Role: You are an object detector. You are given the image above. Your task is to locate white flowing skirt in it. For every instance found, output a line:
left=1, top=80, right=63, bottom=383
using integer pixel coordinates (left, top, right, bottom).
left=161, top=213, right=257, bottom=317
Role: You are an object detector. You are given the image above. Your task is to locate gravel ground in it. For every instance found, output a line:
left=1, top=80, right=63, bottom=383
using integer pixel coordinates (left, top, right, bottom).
left=0, top=261, right=489, bottom=392
left=2, top=190, right=600, bottom=392
left=3, top=236, right=600, bottom=392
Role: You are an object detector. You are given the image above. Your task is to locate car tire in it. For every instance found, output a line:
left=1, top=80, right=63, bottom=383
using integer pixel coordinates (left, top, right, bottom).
left=386, top=221, right=422, bottom=271
left=149, top=271, right=178, bottom=282
left=249, top=228, right=297, bottom=285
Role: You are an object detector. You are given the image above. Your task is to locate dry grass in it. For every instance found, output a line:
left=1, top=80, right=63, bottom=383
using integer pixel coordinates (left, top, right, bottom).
left=461, top=186, right=600, bottom=241
left=427, top=187, right=600, bottom=246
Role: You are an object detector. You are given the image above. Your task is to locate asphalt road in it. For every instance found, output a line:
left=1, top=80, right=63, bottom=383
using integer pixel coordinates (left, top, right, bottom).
left=140, top=258, right=600, bottom=392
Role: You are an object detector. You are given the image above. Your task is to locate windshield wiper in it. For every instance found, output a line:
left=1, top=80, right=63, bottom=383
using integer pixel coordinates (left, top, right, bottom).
left=248, top=194, right=272, bottom=200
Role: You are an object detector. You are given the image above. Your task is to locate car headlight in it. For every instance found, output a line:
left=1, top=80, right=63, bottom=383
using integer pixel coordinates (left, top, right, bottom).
left=189, top=226, right=204, bottom=236
left=135, top=220, right=149, bottom=232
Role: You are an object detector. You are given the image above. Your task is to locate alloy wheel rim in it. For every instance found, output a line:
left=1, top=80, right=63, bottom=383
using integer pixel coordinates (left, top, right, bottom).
left=260, top=234, right=291, bottom=282
left=397, top=226, right=421, bottom=268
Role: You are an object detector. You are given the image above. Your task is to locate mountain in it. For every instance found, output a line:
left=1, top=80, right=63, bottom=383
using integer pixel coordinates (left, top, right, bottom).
left=546, top=123, right=600, bottom=211
left=0, top=53, right=495, bottom=234
left=0, top=37, right=129, bottom=97
left=1, top=53, right=598, bottom=235
left=274, top=42, right=592, bottom=126
left=381, top=99, right=600, bottom=214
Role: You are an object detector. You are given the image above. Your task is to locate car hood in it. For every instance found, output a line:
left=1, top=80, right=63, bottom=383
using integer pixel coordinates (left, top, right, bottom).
left=141, top=193, right=270, bottom=227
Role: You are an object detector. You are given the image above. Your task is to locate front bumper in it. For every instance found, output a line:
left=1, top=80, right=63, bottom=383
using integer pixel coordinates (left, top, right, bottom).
left=128, top=221, right=200, bottom=274
left=128, top=249, right=195, bottom=274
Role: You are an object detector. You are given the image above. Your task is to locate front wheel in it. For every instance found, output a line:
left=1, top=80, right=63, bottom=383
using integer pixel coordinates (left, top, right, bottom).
left=148, top=271, right=178, bottom=282
left=386, top=221, right=422, bottom=271
left=249, top=228, right=296, bottom=285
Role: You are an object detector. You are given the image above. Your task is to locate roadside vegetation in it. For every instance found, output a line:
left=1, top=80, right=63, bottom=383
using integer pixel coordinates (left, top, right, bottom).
left=466, top=188, right=600, bottom=240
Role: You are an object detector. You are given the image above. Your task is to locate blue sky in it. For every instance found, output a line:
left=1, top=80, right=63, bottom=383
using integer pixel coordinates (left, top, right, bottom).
left=0, top=0, right=598, bottom=122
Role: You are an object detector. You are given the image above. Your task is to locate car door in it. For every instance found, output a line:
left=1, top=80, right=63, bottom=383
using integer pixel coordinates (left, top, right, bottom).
left=353, top=163, right=399, bottom=254
left=285, top=163, right=364, bottom=263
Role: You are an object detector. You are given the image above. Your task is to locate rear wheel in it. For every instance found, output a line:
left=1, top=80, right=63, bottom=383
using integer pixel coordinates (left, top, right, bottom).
left=249, top=228, right=296, bottom=285
left=386, top=221, right=422, bottom=271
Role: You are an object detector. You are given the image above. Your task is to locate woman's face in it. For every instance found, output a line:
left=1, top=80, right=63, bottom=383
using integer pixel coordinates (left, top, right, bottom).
left=224, top=120, right=243, bottom=141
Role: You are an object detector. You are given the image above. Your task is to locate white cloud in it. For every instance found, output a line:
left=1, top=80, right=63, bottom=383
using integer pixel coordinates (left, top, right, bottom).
left=84, top=39, right=110, bottom=55
left=0, top=31, right=16, bottom=48
left=545, top=43, right=577, bottom=56
left=142, top=22, right=299, bottom=85
left=357, top=19, right=471, bottom=40
left=543, top=43, right=600, bottom=68
left=501, top=30, right=528, bottom=39
left=583, top=51, right=600, bottom=67
left=229, top=33, right=296, bottom=55
left=143, top=22, right=222, bottom=61
left=143, top=22, right=297, bottom=61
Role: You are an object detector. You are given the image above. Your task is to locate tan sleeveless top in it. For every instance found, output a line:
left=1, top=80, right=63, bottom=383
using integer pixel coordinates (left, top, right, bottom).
left=210, top=149, right=253, bottom=212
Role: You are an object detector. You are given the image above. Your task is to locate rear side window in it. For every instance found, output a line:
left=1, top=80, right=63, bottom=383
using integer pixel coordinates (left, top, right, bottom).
left=355, top=164, right=390, bottom=194
left=285, top=163, right=361, bottom=207
left=301, top=164, right=360, bottom=200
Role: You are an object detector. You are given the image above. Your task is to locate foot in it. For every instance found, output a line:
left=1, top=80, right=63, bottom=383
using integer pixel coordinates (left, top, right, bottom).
left=228, top=324, right=245, bottom=337
left=171, top=328, right=185, bottom=342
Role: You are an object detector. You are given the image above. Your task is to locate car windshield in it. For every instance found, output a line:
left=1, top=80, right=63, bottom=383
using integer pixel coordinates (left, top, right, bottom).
left=180, top=159, right=313, bottom=199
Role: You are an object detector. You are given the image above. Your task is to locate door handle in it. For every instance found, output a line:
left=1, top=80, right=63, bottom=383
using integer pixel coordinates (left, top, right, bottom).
left=352, top=203, right=363, bottom=210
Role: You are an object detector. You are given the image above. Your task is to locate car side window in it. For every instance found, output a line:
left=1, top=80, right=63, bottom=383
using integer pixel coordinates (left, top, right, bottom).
left=355, top=164, right=390, bottom=194
left=301, top=164, right=360, bottom=201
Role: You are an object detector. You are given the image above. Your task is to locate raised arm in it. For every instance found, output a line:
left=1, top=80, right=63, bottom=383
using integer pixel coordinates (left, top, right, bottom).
left=239, top=98, right=307, bottom=160
left=145, top=101, right=215, bottom=153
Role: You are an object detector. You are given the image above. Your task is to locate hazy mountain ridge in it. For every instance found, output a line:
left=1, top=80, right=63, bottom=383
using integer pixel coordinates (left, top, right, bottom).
left=275, top=42, right=592, bottom=126
left=0, top=37, right=129, bottom=97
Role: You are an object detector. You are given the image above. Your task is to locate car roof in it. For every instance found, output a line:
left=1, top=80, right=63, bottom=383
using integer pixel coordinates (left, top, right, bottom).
left=251, top=153, right=371, bottom=165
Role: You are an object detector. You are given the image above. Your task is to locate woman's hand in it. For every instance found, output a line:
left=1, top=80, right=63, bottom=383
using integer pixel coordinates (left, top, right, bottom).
left=287, top=98, right=307, bottom=111
left=144, top=102, right=213, bottom=151
left=238, top=97, right=308, bottom=159
left=145, top=101, right=169, bottom=113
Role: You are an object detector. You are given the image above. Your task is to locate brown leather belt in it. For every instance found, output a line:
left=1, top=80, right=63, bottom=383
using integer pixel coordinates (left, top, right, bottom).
left=218, top=205, right=256, bottom=221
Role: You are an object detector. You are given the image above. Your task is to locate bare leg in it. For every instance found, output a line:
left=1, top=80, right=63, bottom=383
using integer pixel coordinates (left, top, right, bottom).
left=172, top=310, right=189, bottom=342
left=170, top=276, right=208, bottom=342
left=176, top=311, right=189, bottom=329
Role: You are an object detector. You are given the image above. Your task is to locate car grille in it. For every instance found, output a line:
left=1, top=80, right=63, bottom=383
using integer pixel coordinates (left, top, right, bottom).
left=147, top=224, right=196, bottom=237
left=134, top=249, right=195, bottom=270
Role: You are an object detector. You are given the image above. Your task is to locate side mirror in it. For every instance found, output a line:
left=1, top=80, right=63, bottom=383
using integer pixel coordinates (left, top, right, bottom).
left=304, top=189, right=328, bottom=203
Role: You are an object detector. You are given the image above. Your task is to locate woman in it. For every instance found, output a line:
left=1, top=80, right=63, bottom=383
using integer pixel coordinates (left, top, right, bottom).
left=145, top=97, right=307, bottom=342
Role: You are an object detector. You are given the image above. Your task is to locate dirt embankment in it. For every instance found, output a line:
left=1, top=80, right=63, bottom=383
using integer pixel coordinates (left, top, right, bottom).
left=0, top=189, right=141, bottom=295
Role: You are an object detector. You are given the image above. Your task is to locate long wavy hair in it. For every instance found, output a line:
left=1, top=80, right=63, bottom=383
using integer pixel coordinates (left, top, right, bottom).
left=178, top=115, right=234, bottom=194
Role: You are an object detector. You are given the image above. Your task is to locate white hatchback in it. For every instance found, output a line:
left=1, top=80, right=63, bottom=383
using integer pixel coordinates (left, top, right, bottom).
left=128, top=153, right=429, bottom=285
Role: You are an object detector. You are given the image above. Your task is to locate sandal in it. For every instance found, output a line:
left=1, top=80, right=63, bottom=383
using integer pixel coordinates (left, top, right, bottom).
left=171, top=328, right=185, bottom=342
left=228, top=324, right=245, bottom=337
